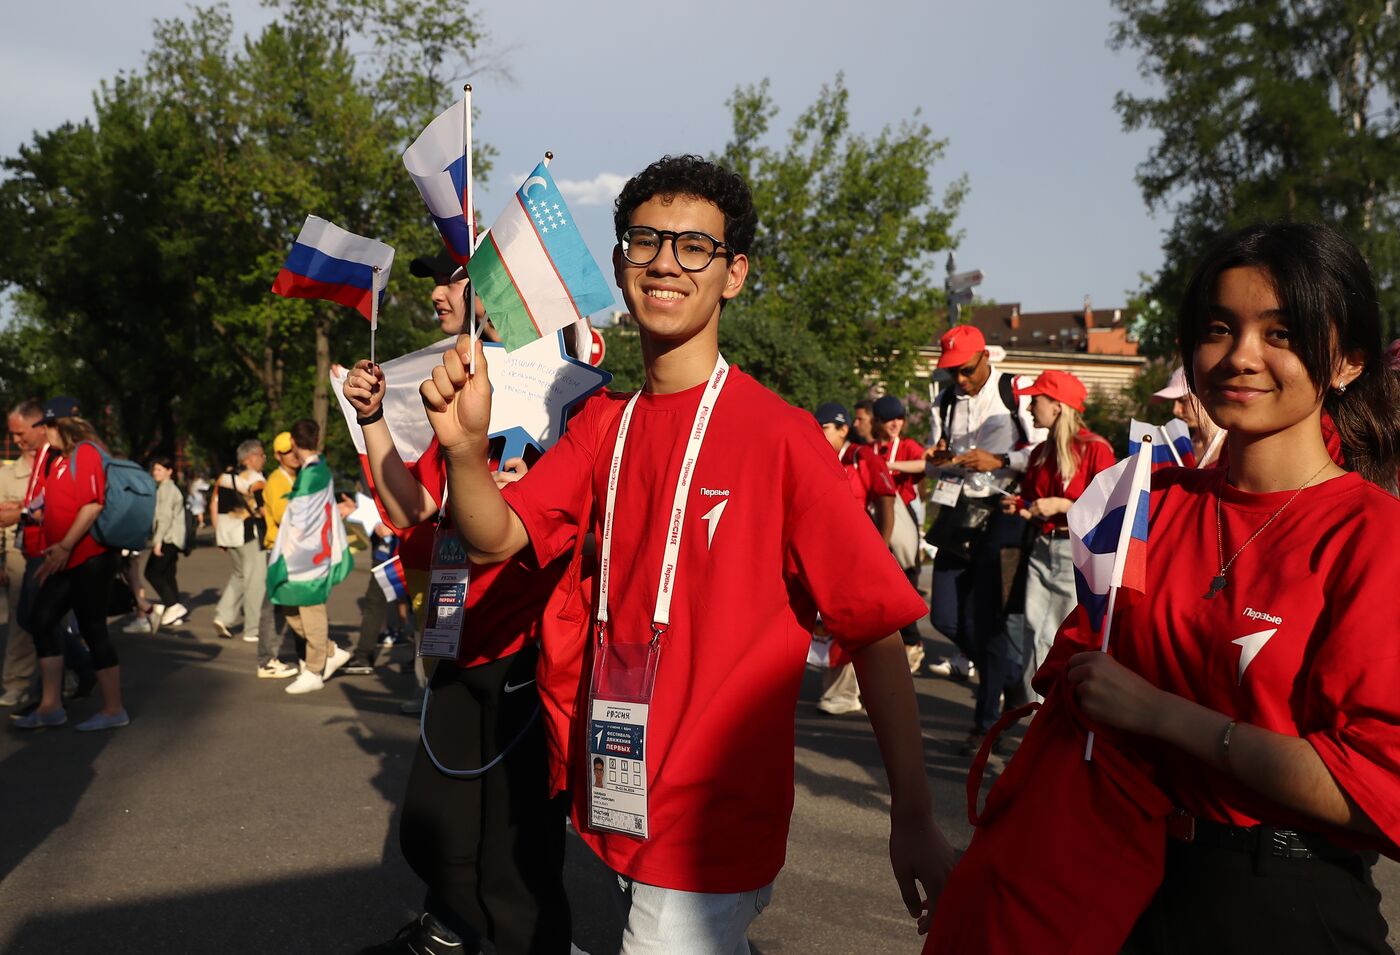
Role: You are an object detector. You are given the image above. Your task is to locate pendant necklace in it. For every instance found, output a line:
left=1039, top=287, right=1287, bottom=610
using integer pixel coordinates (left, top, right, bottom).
left=1203, top=460, right=1331, bottom=599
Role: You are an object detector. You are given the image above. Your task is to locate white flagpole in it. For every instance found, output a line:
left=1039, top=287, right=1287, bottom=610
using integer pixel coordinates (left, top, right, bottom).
left=1199, top=427, right=1227, bottom=468
left=1161, top=425, right=1184, bottom=467
left=1085, top=434, right=1152, bottom=761
left=462, top=84, right=478, bottom=375
left=370, top=265, right=381, bottom=366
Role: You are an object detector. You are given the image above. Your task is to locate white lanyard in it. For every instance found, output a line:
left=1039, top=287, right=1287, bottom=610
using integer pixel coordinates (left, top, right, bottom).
left=596, top=354, right=729, bottom=635
left=839, top=441, right=851, bottom=462
left=23, top=445, right=49, bottom=504
left=887, top=439, right=899, bottom=466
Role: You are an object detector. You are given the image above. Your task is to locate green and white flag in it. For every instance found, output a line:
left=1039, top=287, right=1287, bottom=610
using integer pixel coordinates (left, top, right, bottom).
left=266, top=456, right=353, bottom=606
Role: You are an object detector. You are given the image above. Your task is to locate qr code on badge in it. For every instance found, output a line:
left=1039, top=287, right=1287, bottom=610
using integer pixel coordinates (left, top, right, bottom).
left=633, top=816, right=643, bottom=832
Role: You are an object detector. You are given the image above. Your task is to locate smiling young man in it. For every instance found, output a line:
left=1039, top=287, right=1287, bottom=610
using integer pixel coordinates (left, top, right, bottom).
left=421, top=155, right=953, bottom=950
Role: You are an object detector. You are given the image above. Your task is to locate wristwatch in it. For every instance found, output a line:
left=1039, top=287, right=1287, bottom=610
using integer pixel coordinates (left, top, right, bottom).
left=999, top=453, right=1011, bottom=469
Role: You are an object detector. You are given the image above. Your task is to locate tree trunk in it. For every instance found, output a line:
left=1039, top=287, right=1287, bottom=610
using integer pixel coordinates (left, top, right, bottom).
left=313, top=309, right=331, bottom=451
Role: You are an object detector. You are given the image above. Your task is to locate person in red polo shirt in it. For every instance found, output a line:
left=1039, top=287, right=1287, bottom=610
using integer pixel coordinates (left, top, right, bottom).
left=871, top=395, right=929, bottom=673
left=420, top=155, right=952, bottom=950
left=1001, top=370, right=1115, bottom=703
left=1033, top=223, right=1400, bottom=953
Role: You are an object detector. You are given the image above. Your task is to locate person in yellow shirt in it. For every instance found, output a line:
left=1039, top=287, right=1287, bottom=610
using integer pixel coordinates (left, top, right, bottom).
left=252, top=431, right=299, bottom=679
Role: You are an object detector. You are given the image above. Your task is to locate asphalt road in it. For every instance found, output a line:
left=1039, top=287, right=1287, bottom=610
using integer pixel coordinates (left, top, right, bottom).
left=1, top=536, right=1395, bottom=954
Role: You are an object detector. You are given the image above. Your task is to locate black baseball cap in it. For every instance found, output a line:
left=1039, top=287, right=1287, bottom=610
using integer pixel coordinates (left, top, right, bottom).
left=814, top=402, right=850, bottom=427
left=42, top=396, right=81, bottom=423
left=873, top=395, right=906, bottom=421
left=408, top=250, right=467, bottom=281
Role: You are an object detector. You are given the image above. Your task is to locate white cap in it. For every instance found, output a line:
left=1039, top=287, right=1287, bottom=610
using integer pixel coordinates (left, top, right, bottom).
left=1152, top=367, right=1189, bottom=401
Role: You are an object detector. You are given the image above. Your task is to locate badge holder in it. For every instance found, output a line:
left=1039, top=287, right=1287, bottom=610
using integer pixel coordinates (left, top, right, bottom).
left=419, top=500, right=470, bottom=660
left=931, top=470, right=965, bottom=508
left=586, top=624, right=663, bottom=838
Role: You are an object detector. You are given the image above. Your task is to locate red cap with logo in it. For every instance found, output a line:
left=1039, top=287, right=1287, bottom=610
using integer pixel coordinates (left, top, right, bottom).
left=1017, top=369, right=1088, bottom=412
left=936, top=325, right=987, bottom=369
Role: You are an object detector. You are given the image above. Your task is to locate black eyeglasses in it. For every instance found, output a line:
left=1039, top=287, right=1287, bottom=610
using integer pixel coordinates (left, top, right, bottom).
left=619, top=227, right=733, bottom=272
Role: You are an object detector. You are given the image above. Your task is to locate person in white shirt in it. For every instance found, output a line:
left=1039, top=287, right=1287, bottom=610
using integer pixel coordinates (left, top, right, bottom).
left=924, top=325, right=1046, bottom=755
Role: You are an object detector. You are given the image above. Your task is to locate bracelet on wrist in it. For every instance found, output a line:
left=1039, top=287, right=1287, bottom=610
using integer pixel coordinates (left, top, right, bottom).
left=356, top=406, right=385, bottom=426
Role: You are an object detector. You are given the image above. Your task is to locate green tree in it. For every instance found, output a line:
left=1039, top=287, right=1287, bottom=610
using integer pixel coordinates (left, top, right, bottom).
left=1112, top=0, right=1400, bottom=349
left=596, top=76, right=964, bottom=410
left=0, top=0, right=493, bottom=470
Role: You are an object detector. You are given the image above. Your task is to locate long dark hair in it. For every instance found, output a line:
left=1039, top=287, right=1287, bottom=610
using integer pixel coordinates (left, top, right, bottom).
left=1178, top=222, right=1400, bottom=491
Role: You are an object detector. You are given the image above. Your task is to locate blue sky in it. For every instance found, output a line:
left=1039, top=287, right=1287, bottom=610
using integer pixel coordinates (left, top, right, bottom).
left=2, top=0, right=1165, bottom=318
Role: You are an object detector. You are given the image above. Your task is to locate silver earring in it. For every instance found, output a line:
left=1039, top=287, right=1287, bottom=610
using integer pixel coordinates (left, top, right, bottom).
left=1333, top=382, right=1348, bottom=395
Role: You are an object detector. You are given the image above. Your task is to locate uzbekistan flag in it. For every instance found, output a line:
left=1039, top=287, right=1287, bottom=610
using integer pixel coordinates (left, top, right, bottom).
left=468, top=162, right=613, bottom=352
left=403, top=103, right=474, bottom=263
left=266, top=457, right=354, bottom=607
left=1128, top=418, right=1195, bottom=469
left=1066, top=441, right=1152, bottom=633
left=272, top=216, right=394, bottom=325
left=371, top=555, right=410, bottom=602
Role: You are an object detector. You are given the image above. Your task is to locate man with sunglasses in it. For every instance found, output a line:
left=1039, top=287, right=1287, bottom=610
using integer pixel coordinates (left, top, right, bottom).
left=925, top=325, right=1045, bottom=755
left=422, top=155, right=953, bottom=950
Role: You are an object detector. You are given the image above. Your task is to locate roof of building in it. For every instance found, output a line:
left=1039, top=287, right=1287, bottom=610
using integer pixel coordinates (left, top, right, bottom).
left=963, top=303, right=1139, bottom=355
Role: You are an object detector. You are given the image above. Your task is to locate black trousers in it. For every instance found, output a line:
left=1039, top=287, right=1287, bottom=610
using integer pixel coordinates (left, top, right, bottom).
left=144, top=548, right=181, bottom=606
left=399, top=646, right=570, bottom=955
left=30, top=550, right=120, bottom=670
left=1124, top=837, right=1392, bottom=955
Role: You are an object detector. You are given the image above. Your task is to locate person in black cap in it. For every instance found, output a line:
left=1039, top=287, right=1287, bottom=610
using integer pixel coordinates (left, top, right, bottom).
left=871, top=395, right=929, bottom=672
left=409, top=251, right=497, bottom=341
left=13, top=397, right=128, bottom=731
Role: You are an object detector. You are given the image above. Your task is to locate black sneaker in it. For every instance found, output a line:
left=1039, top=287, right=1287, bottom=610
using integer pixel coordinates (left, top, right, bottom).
left=342, top=653, right=376, bottom=676
left=357, top=913, right=466, bottom=955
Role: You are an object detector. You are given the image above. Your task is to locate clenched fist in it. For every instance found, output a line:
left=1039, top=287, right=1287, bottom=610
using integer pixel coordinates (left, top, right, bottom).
left=420, top=334, right=493, bottom=457
left=344, top=360, right=386, bottom=419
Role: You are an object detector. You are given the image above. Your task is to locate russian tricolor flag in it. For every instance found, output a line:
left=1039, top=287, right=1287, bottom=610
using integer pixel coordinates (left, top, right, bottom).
left=372, top=555, right=410, bottom=602
left=272, top=216, right=394, bottom=325
left=1067, top=442, right=1152, bottom=634
left=1128, top=418, right=1196, bottom=469
left=403, top=104, right=474, bottom=264
left=468, top=162, right=614, bottom=352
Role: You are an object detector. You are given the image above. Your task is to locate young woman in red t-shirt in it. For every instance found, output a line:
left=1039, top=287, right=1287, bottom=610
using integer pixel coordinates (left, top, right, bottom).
left=1042, top=223, right=1400, bottom=952
left=14, top=402, right=127, bottom=731
left=1004, top=370, right=1115, bottom=703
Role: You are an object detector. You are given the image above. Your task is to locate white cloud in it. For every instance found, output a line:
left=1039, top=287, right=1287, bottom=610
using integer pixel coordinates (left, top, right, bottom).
left=552, top=172, right=629, bottom=208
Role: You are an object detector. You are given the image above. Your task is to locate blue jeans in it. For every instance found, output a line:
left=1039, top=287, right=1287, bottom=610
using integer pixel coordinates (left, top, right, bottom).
left=615, top=876, right=773, bottom=955
left=929, top=510, right=1027, bottom=731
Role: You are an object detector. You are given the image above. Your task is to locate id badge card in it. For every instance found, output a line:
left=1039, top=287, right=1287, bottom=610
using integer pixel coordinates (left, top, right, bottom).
left=931, top=471, right=965, bottom=507
left=587, top=635, right=662, bottom=839
left=419, top=523, right=470, bottom=659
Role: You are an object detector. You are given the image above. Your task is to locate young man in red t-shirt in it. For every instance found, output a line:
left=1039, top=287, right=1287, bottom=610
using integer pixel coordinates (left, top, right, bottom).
left=421, top=156, right=953, bottom=947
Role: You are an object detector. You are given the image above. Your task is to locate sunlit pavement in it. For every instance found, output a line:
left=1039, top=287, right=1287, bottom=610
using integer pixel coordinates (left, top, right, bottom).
left=1, top=538, right=1394, bottom=953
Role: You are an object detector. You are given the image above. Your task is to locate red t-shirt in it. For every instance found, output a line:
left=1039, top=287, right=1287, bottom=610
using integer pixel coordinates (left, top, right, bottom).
left=1037, top=468, right=1400, bottom=857
left=502, top=369, right=926, bottom=892
left=385, top=438, right=568, bottom=670
left=1019, top=428, right=1117, bottom=534
left=839, top=442, right=898, bottom=508
left=42, top=444, right=108, bottom=570
left=874, top=436, right=925, bottom=505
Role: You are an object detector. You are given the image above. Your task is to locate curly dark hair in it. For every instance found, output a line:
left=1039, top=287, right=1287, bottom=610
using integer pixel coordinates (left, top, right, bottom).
left=613, top=155, right=757, bottom=256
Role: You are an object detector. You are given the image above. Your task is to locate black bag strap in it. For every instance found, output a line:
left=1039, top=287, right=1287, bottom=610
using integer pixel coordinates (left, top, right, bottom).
left=940, top=372, right=1029, bottom=447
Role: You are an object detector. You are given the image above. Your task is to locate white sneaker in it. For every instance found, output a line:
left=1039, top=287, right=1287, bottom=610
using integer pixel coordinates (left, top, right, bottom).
left=0, top=687, right=31, bottom=707
left=122, top=615, right=155, bottom=634
left=257, top=660, right=298, bottom=679
left=929, top=653, right=974, bottom=681
left=905, top=642, right=926, bottom=675
left=818, top=698, right=865, bottom=715
left=160, top=603, right=188, bottom=627
left=242, top=633, right=259, bottom=643
left=213, top=619, right=235, bottom=640
left=322, top=645, right=351, bottom=681
left=284, top=670, right=324, bottom=695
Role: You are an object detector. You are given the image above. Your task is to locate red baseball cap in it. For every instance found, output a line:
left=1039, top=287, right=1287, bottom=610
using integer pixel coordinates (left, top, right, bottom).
left=936, top=325, right=987, bottom=369
left=1017, top=369, right=1088, bottom=412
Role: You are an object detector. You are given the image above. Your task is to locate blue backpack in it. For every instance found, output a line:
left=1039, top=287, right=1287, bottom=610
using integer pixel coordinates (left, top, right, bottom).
left=73, top=441, right=158, bottom=551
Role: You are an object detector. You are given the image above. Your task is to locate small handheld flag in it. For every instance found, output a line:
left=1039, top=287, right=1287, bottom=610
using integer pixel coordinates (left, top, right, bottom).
left=468, top=161, right=614, bottom=352
left=372, top=555, right=410, bottom=603
left=1128, top=418, right=1195, bottom=469
left=272, top=216, right=394, bottom=325
left=404, top=103, right=475, bottom=264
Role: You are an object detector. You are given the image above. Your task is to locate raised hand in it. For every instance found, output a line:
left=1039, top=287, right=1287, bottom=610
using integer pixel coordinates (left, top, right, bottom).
left=420, top=334, right=492, bottom=457
left=344, top=360, right=386, bottom=419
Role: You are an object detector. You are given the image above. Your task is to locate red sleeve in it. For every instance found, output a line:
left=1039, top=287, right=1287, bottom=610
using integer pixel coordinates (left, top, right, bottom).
left=898, top=437, right=925, bottom=460
left=786, top=435, right=924, bottom=648
left=1079, top=438, right=1117, bottom=487
left=75, top=444, right=106, bottom=507
left=502, top=394, right=611, bottom=569
left=860, top=448, right=897, bottom=497
left=1301, top=529, right=1400, bottom=853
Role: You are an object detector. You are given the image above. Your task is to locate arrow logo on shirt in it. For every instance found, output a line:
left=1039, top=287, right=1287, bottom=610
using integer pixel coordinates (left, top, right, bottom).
left=701, top=499, right=729, bottom=549
left=1231, top=628, right=1278, bottom=684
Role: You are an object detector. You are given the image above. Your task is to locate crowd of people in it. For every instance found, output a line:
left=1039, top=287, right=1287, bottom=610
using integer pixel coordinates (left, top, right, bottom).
left=4, top=152, right=1400, bottom=955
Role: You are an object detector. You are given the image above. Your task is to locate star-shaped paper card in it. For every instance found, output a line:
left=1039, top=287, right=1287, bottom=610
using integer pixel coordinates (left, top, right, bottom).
left=484, top=330, right=612, bottom=461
